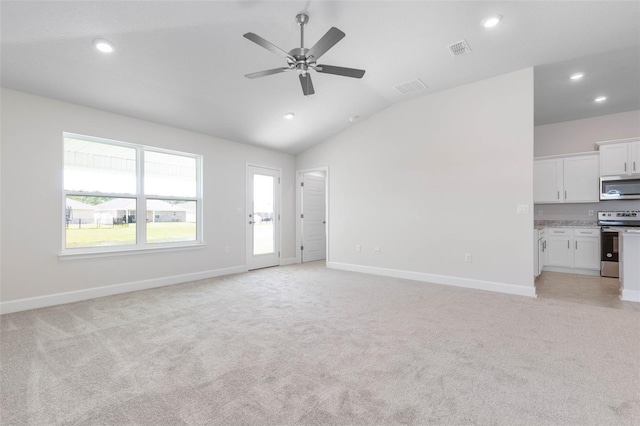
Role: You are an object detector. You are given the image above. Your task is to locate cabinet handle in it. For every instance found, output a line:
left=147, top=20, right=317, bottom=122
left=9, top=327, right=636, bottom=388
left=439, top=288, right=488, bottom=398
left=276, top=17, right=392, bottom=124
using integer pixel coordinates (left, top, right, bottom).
left=634, top=161, right=637, bottom=172
left=575, top=241, right=577, bottom=249
left=624, top=162, right=627, bottom=172
left=567, top=240, right=570, bottom=249
left=557, top=191, right=560, bottom=200
left=564, top=190, right=567, bottom=199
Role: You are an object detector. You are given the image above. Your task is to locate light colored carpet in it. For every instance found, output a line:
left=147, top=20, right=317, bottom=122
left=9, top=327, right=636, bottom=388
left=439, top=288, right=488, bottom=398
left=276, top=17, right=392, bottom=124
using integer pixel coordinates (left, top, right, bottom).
left=1, top=261, right=639, bottom=425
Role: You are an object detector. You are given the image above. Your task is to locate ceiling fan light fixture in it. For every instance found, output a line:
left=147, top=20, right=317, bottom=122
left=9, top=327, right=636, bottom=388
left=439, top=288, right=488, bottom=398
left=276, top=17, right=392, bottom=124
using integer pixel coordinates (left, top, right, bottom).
left=482, top=15, right=502, bottom=28
left=93, top=38, right=114, bottom=53
left=283, top=112, right=295, bottom=120
left=569, top=72, right=585, bottom=80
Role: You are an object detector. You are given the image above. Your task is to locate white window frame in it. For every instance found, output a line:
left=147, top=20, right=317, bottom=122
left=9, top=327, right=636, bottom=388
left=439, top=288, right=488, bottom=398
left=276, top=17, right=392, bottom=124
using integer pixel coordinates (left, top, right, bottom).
left=61, top=132, right=203, bottom=258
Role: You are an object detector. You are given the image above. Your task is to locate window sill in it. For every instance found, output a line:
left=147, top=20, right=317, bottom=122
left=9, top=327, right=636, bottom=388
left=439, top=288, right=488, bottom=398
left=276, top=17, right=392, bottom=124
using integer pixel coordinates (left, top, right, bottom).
left=58, top=242, right=206, bottom=261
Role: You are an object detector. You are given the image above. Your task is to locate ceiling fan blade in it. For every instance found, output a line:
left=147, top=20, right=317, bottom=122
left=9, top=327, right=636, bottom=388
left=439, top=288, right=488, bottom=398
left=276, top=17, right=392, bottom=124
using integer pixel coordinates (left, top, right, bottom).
left=243, top=32, right=293, bottom=60
left=315, top=64, right=366, bottom=79
left=245, top=67, right=291, bottom=79
left=306, top=27, right=345, bottom=61
left=299, top=73, right=315, bottom=96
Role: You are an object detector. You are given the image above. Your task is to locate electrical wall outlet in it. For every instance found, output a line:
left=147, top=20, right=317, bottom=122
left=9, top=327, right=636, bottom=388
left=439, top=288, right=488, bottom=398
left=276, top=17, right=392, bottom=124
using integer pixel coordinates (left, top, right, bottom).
left=356, top=244, right=361, bottom=253
left=465, top=253, right=472, bottom=263
left=517, top=204, right=529, bottom=214
left=374, top=247, right=380, bottom=255
left=538, top=210, right=543, bottom=216
left=224, top=246, right=230, bottom=254
left=588, top=210, right=594, bottom=216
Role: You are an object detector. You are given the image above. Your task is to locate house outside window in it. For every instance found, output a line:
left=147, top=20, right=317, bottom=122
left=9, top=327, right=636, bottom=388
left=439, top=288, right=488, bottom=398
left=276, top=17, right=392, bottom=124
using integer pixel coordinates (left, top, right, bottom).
left=63, top=133, right=202, bottom=252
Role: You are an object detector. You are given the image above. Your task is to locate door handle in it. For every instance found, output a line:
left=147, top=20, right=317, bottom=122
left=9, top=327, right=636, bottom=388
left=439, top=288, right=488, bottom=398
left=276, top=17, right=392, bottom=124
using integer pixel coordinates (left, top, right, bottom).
left=249, top=221, right=255, bottom=225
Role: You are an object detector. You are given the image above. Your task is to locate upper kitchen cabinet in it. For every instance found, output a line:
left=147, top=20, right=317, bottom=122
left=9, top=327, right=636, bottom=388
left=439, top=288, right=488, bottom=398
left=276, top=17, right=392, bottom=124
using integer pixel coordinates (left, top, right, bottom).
left=534, top=159, right=563, bottom=203
left=534, top=152, right=599, bottom=204
left=598, top=138, right=640, bottom=176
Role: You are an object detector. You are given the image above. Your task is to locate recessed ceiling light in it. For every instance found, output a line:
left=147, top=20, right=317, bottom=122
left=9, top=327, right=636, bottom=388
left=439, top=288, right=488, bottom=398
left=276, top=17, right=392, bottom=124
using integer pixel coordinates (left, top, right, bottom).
left=283, top=112, right=295, bottom=120
left=594, top=96, right=607, bottom=103
left=349, top=115, right=360, bottom=123
left=569, top=73, right=585, bottom=81
left=482, top=15, right=502, bottom=28
left=93, top=38, right=114, bottom=53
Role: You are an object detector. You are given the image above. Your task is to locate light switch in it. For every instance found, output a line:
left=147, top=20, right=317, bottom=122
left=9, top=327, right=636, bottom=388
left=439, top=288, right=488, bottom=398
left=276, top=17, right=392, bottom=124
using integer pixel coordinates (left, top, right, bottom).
left=517, top=205, right=529, bottom=215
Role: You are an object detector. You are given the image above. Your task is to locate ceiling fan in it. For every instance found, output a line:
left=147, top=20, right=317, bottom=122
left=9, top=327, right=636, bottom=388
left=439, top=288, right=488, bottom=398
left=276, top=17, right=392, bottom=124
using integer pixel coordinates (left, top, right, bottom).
left=243, top=13, right=366, bottom=96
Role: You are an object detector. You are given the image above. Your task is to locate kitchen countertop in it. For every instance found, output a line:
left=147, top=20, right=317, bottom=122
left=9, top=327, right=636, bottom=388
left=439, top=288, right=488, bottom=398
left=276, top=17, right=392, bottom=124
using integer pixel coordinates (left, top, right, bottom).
left=534, top=220, right=599, bottom=230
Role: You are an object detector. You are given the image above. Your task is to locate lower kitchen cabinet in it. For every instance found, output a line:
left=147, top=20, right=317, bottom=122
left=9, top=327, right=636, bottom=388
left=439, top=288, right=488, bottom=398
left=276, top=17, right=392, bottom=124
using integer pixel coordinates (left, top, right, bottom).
left=573, top=229, right=600, bottom=269
left=546, top=227, right=600, bottom=271
left=547, top=229, right=573, bottom=267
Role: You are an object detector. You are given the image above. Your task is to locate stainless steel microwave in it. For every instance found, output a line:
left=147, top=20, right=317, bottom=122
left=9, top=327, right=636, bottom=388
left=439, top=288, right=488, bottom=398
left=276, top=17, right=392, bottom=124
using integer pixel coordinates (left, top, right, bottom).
left=600, top=176, right=640, bottom=200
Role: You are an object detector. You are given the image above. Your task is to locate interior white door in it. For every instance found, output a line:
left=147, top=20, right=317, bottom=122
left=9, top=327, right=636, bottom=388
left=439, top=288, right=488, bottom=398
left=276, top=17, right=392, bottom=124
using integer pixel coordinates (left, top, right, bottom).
left=246, top=166, right=280, bottom=270
left=302, top=172, right=326, bottom=262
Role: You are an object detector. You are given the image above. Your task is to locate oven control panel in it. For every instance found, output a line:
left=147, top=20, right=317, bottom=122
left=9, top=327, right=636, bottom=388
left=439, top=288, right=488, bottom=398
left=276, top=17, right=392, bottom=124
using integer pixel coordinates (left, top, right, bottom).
left=598, top=210, right=640, bottom=225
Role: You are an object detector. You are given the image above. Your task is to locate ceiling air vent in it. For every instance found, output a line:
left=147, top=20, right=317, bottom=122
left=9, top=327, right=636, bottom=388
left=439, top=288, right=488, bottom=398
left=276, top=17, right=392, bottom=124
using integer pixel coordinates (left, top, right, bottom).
left=394, top=78, right=428, bottom=95
left=448, top=39, right=472, bottom=57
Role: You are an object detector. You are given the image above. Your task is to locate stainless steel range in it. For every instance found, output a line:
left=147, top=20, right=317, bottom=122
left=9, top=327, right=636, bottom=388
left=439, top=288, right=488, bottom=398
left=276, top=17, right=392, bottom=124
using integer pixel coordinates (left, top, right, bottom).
left=598, top=210, right=640, bottom=277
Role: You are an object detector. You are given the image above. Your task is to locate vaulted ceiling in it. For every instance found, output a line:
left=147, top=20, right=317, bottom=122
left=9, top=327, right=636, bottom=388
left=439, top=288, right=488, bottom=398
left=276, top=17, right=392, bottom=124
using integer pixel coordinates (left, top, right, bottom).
left=2, top=1, right=639, bottom=154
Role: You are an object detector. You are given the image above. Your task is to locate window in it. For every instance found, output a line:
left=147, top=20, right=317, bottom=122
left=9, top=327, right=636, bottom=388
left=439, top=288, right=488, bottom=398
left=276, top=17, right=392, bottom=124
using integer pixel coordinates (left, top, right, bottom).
left=63, top=133, right=202, bottom=252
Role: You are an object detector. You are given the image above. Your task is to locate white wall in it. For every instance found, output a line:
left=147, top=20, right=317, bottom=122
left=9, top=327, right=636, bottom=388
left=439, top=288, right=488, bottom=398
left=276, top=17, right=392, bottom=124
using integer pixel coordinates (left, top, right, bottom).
left=534, top=110, right=640, bottom=157
left=296, top=69, right=535, bottom=295
left=0, top=88, right=295, bottom=309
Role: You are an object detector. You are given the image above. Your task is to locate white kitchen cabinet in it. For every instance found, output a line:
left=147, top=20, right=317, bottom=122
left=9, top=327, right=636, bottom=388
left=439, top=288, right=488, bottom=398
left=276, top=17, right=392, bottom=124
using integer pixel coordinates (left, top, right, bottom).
left=534, top=229, right=547, bottom=277
left=632, top=143, right=640, bottom=175
left=598, top=139, right=640, bottom=176
left=538, top=229, right=547, bottom=276
left=563, top=155, right=600, bottom=202
left=573, top=228, right=600, bottom=270
left=534, top=159, right=563, bottom=203
left=547, top=229, right=573, bottom=267
left=534, top=152, right=599, bottom=204
left=620, top=232, right=640, bottom=302
left=546, top=227, right=600, bottom=271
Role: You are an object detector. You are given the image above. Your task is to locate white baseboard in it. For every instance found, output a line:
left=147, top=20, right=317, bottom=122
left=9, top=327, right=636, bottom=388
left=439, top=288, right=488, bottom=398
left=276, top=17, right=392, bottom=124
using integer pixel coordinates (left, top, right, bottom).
left=327, top=262, right=537, bottom=298
left=542, top=266, right=600, bottom=276
left=0, top=265, right=248, bottom=315
left=279, top=257, right=298, bottom=266
left=621, top=289, right=640, bottom=303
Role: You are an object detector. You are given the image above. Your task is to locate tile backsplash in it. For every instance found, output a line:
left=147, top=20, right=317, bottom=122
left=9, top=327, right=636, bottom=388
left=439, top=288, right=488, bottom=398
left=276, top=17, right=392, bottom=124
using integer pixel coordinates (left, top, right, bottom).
left=534, top=200, right=640, bottom=221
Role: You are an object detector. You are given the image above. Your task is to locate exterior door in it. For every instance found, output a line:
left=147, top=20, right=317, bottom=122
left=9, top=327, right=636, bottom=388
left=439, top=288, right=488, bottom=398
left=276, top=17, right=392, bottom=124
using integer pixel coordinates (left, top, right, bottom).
left=246, top=166, right=280, bottom=270
left=302, top=172, right=326, bottom=262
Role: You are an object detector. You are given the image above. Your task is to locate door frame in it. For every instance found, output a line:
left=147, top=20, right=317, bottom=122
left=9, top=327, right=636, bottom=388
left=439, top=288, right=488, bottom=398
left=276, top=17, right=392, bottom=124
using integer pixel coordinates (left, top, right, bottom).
left=296, top=166, right=330, bottom=264
left=246, top=163, right=282, bottom=270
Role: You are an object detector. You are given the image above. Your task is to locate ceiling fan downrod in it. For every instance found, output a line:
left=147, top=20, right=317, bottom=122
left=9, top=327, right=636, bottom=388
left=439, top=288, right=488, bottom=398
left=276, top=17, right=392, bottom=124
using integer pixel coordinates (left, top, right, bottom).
left=296, top=13, right=309, bottom=48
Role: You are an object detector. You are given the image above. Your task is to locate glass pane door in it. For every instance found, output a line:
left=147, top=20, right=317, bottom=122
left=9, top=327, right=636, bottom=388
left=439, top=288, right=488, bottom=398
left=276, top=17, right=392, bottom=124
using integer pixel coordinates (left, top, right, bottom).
left=246, top=166, right=280, bottom=270
left=252, top=174, right=274, bottom=255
